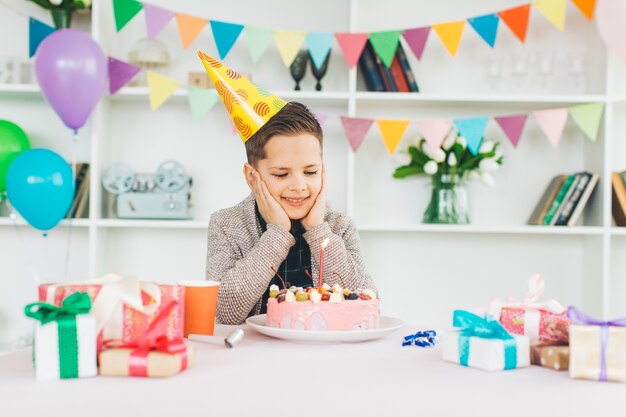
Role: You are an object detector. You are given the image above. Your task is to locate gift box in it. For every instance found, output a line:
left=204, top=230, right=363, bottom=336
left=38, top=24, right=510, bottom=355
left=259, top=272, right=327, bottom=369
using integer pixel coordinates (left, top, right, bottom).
left=489, top=274, right=570, bottom=343
left=99, top=343, right=195, bottom=377
left=568, top=307, right=626, bottom=382
left=25, top=292, right=97, bottom=381
left=530, top=342, right=569, bottom=371
left=443, top=310, right=530, bottom=372
left=38, top=274, right=184, bottom=352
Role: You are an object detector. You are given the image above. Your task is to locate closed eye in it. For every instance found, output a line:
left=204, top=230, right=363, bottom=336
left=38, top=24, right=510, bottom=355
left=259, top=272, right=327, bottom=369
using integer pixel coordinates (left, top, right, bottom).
left=305, top=171, right=319, bottom=175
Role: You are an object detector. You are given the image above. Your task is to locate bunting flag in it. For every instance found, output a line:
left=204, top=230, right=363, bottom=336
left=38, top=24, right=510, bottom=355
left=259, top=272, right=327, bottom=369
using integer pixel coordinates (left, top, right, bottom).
left=572, top=0, right=596, bottom=20
left=369, top=30, right=402, bottom=68
left=314, top=112, right=329, bottom=127
left=306, top=32, right=334, bottom=70
left=402, top=27, right=430, bottom=60
left=569, top=102, right=604, bottom=141
left=432, top=21, right=465, bottom=57
left=416, top=119, right=452, bottom=152
left=273, top=30, right=307, bottom=67
left=113, top=0, right=143, bottom=32
left=147, top=71, right=180, bottom=111
left=376, top=119, right=410, bottom=155
left=340, top=116, right=373, bottom=152
left=468, top=13, right=499, bottom=48
left=534, top=0, right=567, bottom=31
left=498, top=4, right=531, bottom=43
left=210, top=20, right=244, bottom=59
left=176, top=13, right=208, bottom=49
left=144, top=4, right=174, bottom=40
left=335, top=33, right=368, bottom=69
left=245, top=27, right=273, bottom=63
left=533, top=108, right=568, bottom=146
left=188, top=87, right=219, bottom=121
left=454, top=117, right=489, bottom=155
left=108, top=57, right=141, bottom=95
left=29, top=18, right=55, bottom=57
left=495, top=114, right=528, bottom=148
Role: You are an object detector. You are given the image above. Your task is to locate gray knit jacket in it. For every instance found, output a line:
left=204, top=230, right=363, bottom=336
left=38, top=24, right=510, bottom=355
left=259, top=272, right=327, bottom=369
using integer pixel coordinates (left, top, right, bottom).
left=206, top=194, right=377, bottom=325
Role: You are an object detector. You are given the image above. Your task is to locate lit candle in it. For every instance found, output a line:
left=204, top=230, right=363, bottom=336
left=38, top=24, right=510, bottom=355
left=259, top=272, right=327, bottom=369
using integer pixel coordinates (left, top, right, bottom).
left=319, top=238, right=330, bottom=289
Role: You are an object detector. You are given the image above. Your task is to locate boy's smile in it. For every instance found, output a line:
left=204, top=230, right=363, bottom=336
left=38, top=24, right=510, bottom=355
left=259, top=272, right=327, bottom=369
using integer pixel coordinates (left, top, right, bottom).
left=251, top=133, right=322, bottom=220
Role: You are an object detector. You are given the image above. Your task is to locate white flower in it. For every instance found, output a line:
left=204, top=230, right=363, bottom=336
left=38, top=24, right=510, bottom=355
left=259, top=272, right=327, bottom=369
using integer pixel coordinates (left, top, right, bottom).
left=456, top=136, right=467, bottom=148
left=410, top=136, right=422, bottom=147
left=479, top=141, right=495, bottom=154
left=433, top=149, right=446, bottom=163
left=467, top=171, right=481, bottom=181
left=479, top=158, right=499, bottom=172
left=481, top=172, right=495, bottom=187
left=442, top=132, right=456, bottom=150
left=49, top=0, right=63, bottom=4
left=447, top=153, right=457, bottom=167
left=394, top=151, right=411, bottom=166
left=424, top=160, right=438, bottom=175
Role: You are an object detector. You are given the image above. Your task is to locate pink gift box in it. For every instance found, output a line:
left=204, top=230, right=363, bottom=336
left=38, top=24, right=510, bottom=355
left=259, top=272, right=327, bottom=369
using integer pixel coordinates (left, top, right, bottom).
left=499, top=307, right=569, bottom=343
left=38, top=275, right=184, bottom=352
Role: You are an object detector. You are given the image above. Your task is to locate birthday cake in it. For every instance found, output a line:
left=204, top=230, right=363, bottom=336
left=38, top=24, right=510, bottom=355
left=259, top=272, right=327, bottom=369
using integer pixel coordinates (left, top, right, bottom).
left=265, top=284, right=380, bottom=331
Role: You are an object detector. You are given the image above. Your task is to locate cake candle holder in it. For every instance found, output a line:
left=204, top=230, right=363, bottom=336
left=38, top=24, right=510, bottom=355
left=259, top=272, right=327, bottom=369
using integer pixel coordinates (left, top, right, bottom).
left=319, top=238, right=330, bottom=289
left=270, top=266, right=287, bottom=289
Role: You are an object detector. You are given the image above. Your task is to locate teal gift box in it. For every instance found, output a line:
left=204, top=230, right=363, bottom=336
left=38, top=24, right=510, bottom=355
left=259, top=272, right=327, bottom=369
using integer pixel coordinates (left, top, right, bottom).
left=443, top=310, right=530, bottom=371
left=25, top=292, right=97, bottom=381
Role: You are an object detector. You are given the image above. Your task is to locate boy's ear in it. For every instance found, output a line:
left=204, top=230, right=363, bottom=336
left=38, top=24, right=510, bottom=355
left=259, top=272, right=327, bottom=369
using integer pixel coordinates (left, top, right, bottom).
left=243, top=163, right=255, bottom=190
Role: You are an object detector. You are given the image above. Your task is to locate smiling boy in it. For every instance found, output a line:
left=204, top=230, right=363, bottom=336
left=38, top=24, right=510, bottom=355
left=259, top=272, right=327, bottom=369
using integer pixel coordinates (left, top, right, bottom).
left=200, top=53, right=376, bottom=325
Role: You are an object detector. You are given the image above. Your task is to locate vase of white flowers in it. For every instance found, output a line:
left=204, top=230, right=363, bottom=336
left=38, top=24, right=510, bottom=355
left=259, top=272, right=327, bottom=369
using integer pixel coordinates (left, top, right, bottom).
left=26, top=0, right=92, bottom=29
left=393, top=132, right=504, bottom=224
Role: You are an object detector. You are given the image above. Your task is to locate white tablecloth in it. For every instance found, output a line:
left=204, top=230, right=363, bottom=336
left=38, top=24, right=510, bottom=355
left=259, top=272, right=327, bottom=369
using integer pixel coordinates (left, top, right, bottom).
left=0, top=324, right=621, bottom=417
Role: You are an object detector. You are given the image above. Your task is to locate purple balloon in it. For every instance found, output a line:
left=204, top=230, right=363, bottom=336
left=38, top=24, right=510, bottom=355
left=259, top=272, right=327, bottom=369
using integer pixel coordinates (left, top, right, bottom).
left=35, top=29, right=107, bottom=131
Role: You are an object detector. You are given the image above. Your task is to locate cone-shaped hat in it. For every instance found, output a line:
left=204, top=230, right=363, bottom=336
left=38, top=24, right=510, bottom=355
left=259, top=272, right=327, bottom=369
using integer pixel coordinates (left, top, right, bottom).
left=197, top=51, right=287, bottom=142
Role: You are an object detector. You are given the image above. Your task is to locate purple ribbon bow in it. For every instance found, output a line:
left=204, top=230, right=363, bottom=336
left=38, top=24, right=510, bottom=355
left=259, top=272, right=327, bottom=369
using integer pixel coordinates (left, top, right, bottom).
left=567, top=306, right=626, bottom=381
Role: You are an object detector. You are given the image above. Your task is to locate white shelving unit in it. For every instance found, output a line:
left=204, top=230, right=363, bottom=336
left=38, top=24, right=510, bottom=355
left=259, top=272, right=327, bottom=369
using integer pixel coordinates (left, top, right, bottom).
left=2, top=0, right=626, bottom=347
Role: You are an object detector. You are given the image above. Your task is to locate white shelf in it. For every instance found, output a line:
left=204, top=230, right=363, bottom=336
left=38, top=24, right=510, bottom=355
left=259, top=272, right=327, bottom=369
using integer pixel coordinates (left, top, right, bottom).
left=0, top=84, right=40, bottom=98
left=354, top=92, right=608, bottom=104
left=111, top=87, right=351, bottom=102
left=611, top=228, right=626, bottom=236
left=94, top=218, right=207, bottom=229
left=0, top=217, right=90, bottom=227
left=357, top=224, right=604, bottom=236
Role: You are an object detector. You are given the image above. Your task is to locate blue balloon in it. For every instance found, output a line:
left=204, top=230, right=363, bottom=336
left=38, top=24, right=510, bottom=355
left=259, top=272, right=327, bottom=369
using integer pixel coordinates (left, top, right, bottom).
left=6, top=149, right=74, bottom=231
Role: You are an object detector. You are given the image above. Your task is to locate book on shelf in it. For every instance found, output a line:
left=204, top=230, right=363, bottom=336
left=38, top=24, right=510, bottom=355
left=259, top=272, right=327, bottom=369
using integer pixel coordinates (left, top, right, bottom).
left=358, top=41, right=419, bottom=92
left=612, top=171, right=626, bottom=226
left=358, top=41, right=385, bottom=92
left=373, top=45, right=397, bottom=92
left=66, top=163, right=90, bottom=219
left=528, top=171, right=599, bottom=226
left=395, top=42, right=419, bottom=92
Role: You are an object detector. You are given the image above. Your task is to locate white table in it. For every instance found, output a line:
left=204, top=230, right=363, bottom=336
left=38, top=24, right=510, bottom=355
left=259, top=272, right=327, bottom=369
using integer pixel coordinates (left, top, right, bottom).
left=0, top=324, right=621, bottom=417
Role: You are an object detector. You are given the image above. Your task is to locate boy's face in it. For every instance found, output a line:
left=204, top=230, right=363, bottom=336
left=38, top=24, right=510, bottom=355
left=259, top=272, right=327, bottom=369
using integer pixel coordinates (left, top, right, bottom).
left=248, top=133, right=322, bottom=220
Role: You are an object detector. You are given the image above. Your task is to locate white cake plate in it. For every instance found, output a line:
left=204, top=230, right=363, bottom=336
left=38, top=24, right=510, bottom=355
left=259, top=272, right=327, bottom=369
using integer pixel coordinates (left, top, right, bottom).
left=246, top=315, right=405, bottom=342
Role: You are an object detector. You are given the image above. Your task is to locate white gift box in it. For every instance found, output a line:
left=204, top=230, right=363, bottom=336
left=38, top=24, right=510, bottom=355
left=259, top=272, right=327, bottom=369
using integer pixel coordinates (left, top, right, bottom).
left=443, top=330, right=530, bottom=371
left=34, top=315, right=97, bottom=381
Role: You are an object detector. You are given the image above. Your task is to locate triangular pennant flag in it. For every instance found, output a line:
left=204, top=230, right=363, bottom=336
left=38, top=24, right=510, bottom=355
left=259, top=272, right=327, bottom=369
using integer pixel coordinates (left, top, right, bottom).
left=572, top=0, right=596, bottom=20
left=467, top=13, right=500, bottom=48
left=176, top=13, right=208, bottom=49
left=314, top=112, right=329, bottom=127
left=147, top=71, right=180, bottom=111
left=113, top=0, right=143, bottom=32
left=210, top=20, right=244, bottom=59
left=245, top=27, right=274, bottom=63
left=431, top=21, right=465, bottom=57
left=108, top=57, right=141, bottom=95
left=29, top=18, right=55, bottom=58
left=416, top=119, right=452, bottom=152
left=369, top=30, right=402, bottom=68
left=335, top=33, right=368, bottom=69
left=188, top=87, right=219, bottom=121
left=144, top=4, right=174, bottom=40
left=376, top=119, right=410, bottom=155
left=534, top=0, right=567, bottom=31
left=495, top=114, right=528, bottom=148
left=569, top=103, right=604, bottom=141
left=402, top=27, right=430, bottom=60
left=273, top=30, right=307, bottom=67
left=533, top=108, right=568, bottom=146
left=340, top=116, right=373, bottom=152
left=498, top=4, right=531, bottom=43
left=306, top=32, right=334, bottom=70
left=453, top=117, right=488, bottom=155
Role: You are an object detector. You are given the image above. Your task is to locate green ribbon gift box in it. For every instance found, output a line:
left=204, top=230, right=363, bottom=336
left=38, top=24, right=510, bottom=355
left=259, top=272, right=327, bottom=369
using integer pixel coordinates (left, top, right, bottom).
left=25, top=292, right=97, bottom=381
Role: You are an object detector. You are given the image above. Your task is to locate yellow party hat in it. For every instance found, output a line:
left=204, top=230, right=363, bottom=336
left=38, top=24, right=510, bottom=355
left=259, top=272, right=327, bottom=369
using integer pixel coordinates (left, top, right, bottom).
left=197, top=51, right=287, bottom=142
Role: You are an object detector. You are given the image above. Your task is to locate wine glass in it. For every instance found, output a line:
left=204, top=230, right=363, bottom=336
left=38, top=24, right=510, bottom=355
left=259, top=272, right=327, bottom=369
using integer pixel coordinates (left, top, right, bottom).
left=289, top=49, right=309, bottom=91
left=309, top=50, right=331, bottom=91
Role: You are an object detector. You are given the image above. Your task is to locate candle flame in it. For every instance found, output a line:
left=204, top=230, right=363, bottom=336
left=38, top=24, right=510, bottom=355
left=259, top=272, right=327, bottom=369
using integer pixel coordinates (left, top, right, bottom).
left=321, top=238, right=330, bottom=249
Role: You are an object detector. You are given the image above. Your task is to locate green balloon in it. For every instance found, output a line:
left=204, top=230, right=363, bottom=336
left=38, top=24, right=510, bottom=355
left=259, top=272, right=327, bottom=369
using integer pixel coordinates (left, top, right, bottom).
left=0, top=120, right=31, bottom=193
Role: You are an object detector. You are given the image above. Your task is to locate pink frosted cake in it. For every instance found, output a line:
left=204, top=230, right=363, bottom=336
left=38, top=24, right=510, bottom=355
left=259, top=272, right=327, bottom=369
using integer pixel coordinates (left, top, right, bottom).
left=265, top=284, right=380, bottom=331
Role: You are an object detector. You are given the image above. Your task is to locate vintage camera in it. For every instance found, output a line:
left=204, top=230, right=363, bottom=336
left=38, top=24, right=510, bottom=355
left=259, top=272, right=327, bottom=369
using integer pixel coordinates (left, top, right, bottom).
left=102, top=160, right=192, bottom=219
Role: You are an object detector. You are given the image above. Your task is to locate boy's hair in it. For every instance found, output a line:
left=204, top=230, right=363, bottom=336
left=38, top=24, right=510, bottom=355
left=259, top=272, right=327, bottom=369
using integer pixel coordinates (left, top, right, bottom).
left=245, top=102, right=323, bottom=166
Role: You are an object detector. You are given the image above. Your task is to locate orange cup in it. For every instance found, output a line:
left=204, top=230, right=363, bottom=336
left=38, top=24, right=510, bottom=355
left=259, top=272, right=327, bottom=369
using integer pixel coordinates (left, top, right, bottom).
left=178, top=280, right=220, bottom=337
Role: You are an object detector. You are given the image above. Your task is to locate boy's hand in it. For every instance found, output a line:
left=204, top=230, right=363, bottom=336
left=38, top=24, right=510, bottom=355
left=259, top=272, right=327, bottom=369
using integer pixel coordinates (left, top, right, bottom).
left=249, top=170, right=291, bottom=232
left=301, top=166, right=326, bottom=231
